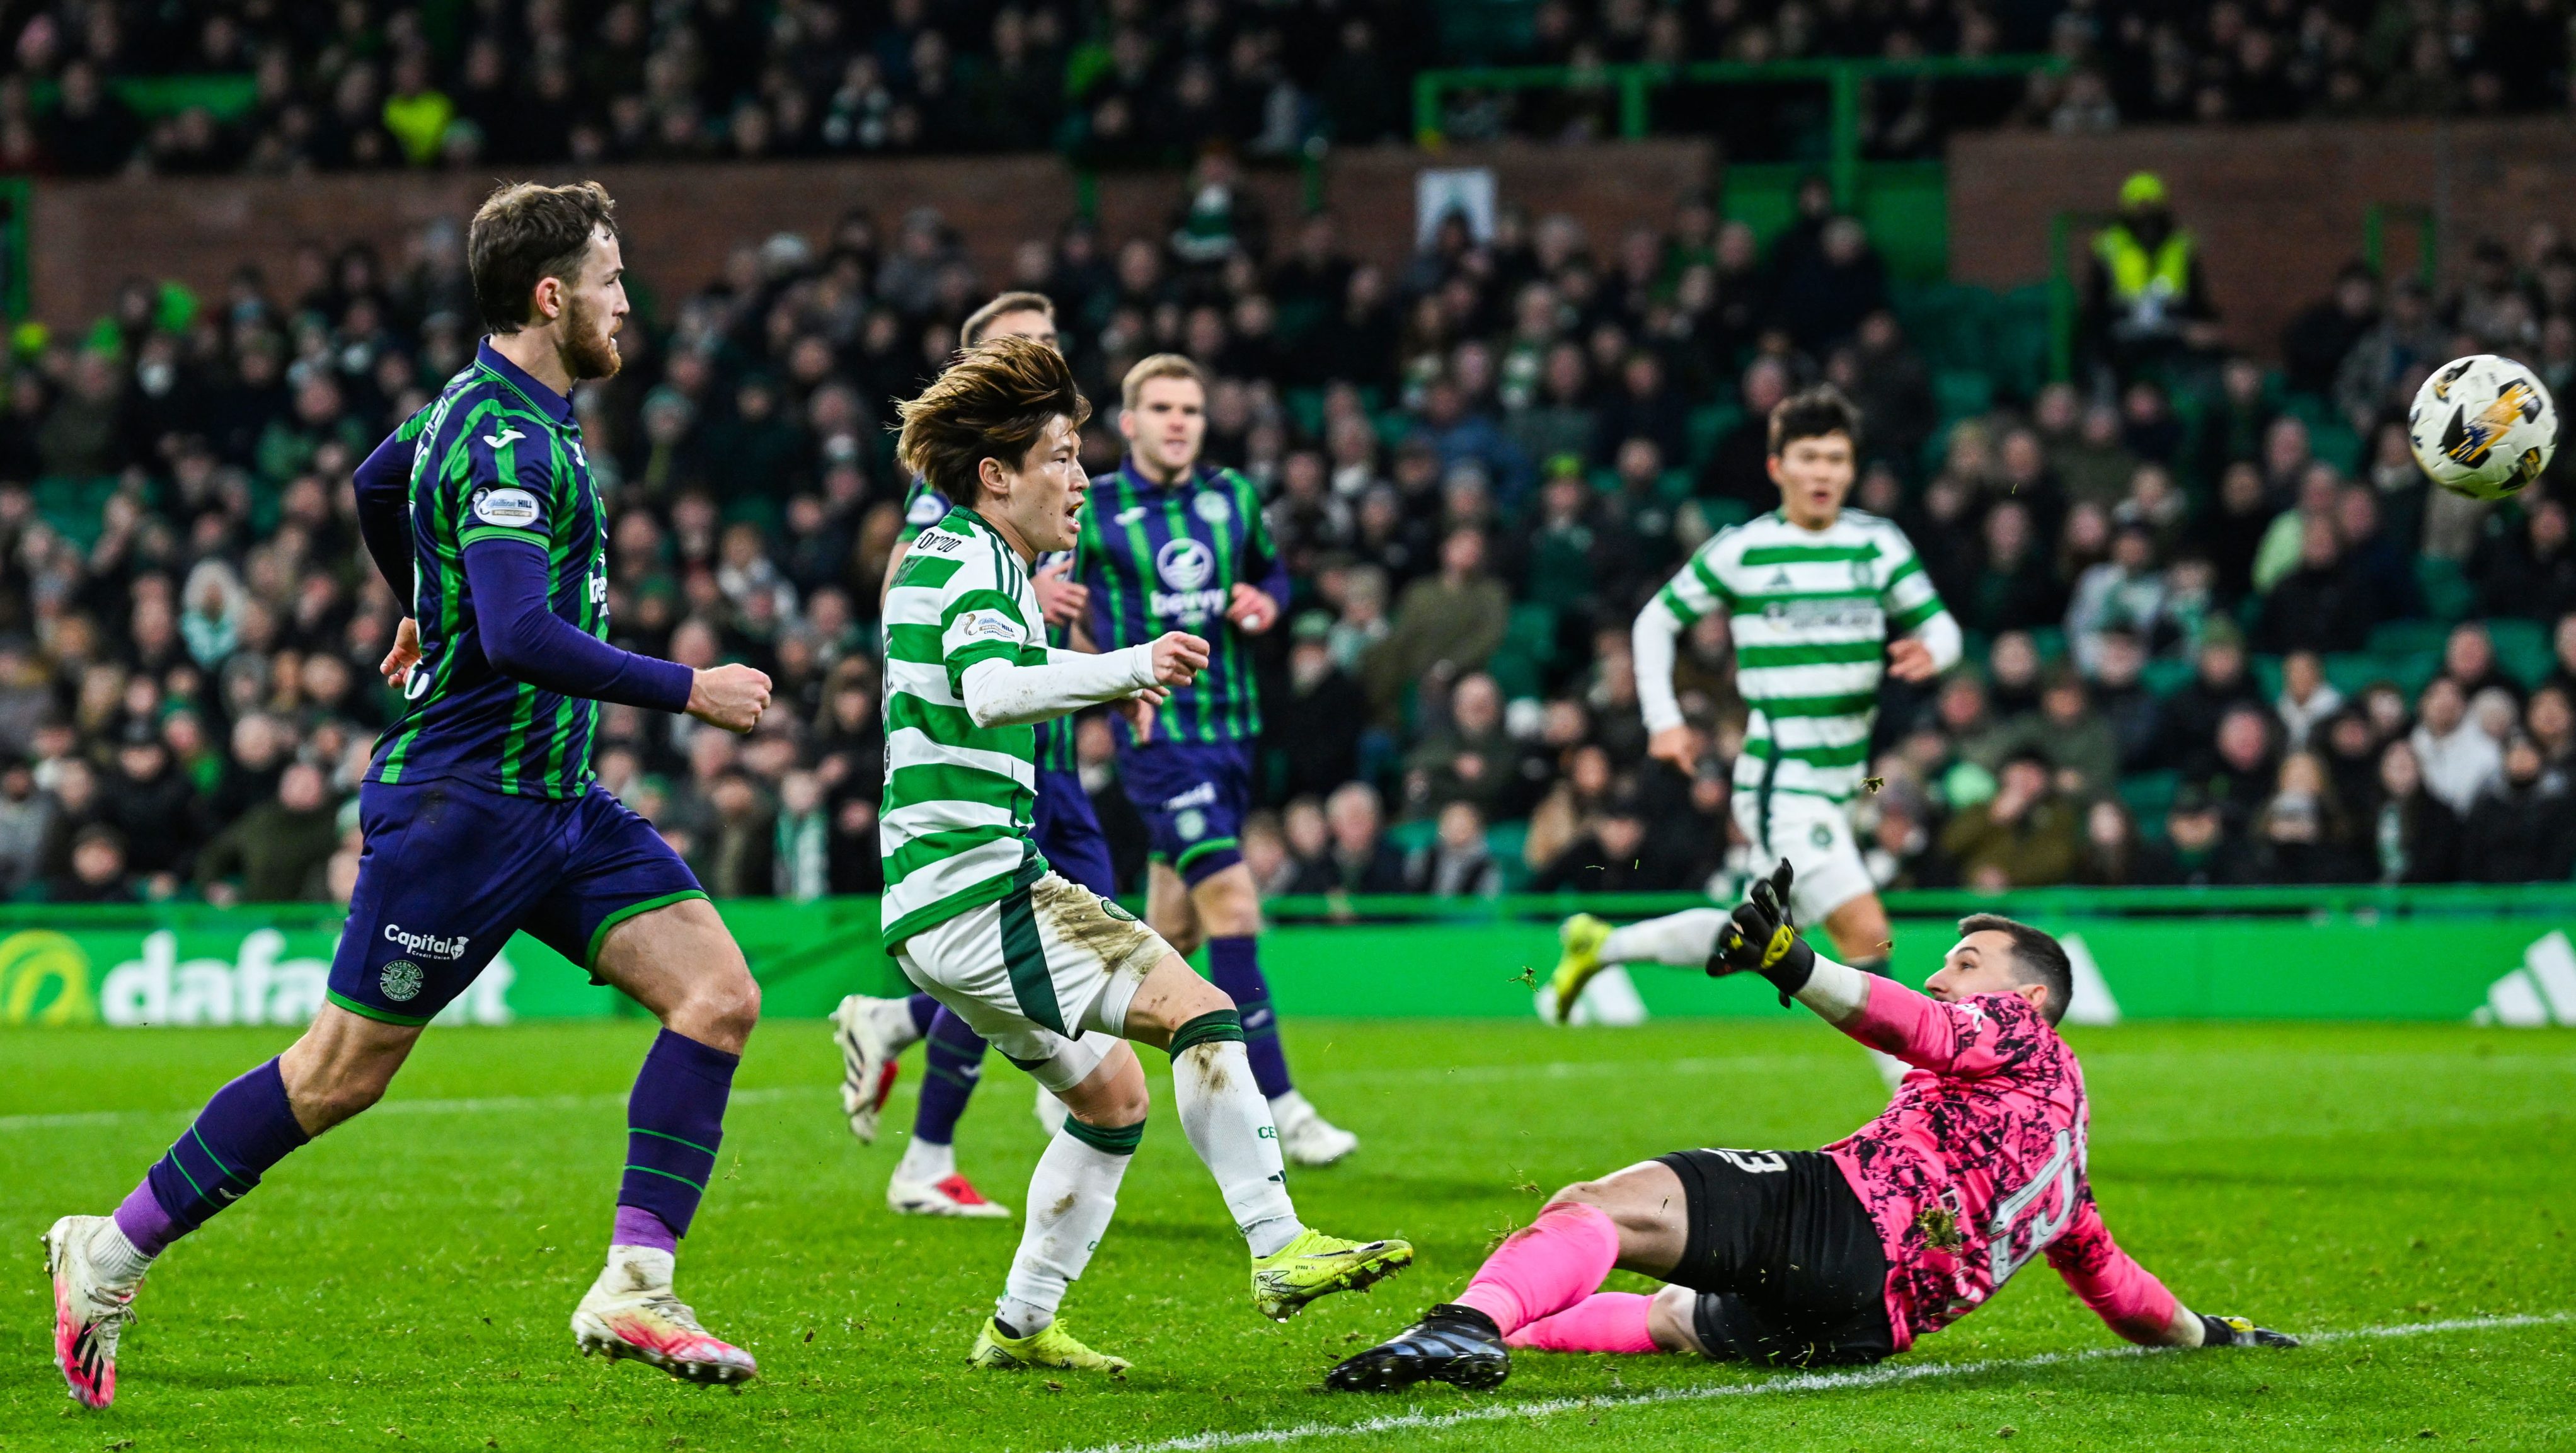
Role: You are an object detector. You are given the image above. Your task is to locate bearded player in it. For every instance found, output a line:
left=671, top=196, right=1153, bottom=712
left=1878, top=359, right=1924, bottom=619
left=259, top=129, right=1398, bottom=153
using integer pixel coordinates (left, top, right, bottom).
left=1330, top=862, right=2296, bottom=1392
left=880, top=336, right=1408, bottom=1374
left=45, top=181, right=777, bottom=1408
left=1551, top=386, right=1953, bottom=1088
left=1068, top=353, right=1356, bottom=1165
left=831, top=290, right=1119, bottom=1220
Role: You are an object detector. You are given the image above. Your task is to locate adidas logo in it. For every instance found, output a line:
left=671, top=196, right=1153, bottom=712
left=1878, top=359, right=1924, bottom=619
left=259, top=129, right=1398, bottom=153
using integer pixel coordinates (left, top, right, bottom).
left=2473, top=930, right=2576, bottom=1026
left=1767, top=568, right=1793, bottom=589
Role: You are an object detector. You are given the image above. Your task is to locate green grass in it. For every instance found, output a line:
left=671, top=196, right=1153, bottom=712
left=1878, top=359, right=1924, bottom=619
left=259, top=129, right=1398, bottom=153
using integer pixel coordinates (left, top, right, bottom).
left=3, top=1017, right=2573, bottom=1451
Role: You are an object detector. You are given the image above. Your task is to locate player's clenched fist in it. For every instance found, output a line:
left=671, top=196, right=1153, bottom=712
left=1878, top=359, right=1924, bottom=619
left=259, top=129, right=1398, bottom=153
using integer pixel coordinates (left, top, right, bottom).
left=1147, top=631, right=1209, bottom=687
left=687, top=663, right=773, bottom=733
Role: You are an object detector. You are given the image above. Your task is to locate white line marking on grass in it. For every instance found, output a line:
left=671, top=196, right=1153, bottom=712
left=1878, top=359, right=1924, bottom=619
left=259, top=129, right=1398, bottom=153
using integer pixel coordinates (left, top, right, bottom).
left=1054, top=1311, right=2576, bottom=1453
left=0, top=1084, right=817, bottom=1134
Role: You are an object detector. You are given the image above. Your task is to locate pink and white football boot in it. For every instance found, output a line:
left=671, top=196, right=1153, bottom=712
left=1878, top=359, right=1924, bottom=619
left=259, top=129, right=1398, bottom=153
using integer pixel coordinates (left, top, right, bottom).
left=570, top=1247, right=757, bottom=1386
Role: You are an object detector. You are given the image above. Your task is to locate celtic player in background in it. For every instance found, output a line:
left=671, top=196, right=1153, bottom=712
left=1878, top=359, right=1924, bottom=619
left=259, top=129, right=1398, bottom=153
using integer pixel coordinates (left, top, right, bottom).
left=879, top=336, right=1409, bottom=1374
left=45, top=180, right=777, bottom=1409
left=1550, top=386, right=1958, bottom=1089
left=1069, top=353, right=1357, bottom=1165
left=831, top=290, right=1122, bottom=1220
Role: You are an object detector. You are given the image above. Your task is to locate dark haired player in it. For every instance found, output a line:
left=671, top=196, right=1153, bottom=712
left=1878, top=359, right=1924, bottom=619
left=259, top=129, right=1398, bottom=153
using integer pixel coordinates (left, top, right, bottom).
left=831, top=290, right=1122, bottom=1219
left=880, top=335, right=1408, bottom=1373
left=1330, top=863, right=2296, bottom=1393
left=1067, top=353, right=1357, bottom=1164
left=1551, top=386, right=1956, bottom=1089
left=45, top=181, right=776, bottom=1408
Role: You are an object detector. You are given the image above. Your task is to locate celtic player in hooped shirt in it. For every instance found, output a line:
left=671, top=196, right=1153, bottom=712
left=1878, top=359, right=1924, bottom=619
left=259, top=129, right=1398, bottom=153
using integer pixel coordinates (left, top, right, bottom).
left=881, top=336, right=1410, bottom=1375
left=44, top=181, right=776, bottom=1410
left=1550, top=385, right=1960, bottom=1089
left=1071, top=352, right=1359, bottom=1166
left=1330, top=863, right=2296, bottom=1394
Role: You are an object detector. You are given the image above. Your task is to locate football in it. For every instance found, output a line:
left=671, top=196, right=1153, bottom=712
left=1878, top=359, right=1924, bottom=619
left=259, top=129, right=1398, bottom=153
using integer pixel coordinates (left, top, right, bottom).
left=2406, top=353, right=2559, bottom=500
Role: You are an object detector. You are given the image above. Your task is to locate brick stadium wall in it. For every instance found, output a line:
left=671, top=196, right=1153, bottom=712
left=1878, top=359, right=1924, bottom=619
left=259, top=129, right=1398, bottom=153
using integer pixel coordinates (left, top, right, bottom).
left=27, top=141, right=1715, bottom=331
left=1948, top=117, right=2576, bottom=363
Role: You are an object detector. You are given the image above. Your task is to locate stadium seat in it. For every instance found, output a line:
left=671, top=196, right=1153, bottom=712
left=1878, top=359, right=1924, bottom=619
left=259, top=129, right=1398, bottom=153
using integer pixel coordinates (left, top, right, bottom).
left=2367, top=619, right=2449, bottom=658
left=2414, top=556, right=2475, bottom=623
left=2488, top=617, right=2555, bottom=687
left=1686, top=404, right=1739, bottom=469
left=2117, top=770, right=2180, bottom=827
left=2140, top=654, right=2197, bottom=699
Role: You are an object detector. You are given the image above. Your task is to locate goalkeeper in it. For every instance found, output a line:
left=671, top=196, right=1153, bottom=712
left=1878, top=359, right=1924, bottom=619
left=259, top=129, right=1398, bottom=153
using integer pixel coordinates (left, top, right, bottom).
left=1329, top=863, right=2294, bottom=1393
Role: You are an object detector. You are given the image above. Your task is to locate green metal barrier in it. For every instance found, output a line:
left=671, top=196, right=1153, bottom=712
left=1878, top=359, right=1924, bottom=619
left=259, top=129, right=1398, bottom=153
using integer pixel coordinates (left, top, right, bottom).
left=1410, top=55, right=2063, bottom=208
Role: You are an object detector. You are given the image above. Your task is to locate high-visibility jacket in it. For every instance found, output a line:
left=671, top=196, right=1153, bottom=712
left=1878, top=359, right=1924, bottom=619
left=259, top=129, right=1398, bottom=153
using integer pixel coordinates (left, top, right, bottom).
left=2093, top=224, right=2194, bottom=310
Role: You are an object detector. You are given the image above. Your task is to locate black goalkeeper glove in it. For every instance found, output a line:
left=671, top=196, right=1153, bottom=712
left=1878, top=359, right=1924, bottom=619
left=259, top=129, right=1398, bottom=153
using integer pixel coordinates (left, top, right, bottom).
left=2200, top=1314, right=2299, bottom=1348
left=1708, top=859, right=1816, bottom=1005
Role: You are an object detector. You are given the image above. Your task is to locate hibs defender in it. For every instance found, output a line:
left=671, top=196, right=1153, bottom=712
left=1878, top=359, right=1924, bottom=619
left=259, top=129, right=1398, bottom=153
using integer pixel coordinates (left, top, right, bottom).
left=880, top=336, right=1410, bottom=1374
left=44, top=181, right=778, bottom=1410
left=1072, top=353, right=1357, bottom=1165
left=1551, top=386, right=1960, bottom=1074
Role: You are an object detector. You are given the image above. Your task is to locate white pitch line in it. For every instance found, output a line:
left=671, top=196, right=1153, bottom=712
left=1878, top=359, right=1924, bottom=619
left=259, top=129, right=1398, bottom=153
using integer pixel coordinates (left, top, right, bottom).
left=1052, top=1311, right=2576, bottom=1453
left=0, top=1084, right=818, bottom=1134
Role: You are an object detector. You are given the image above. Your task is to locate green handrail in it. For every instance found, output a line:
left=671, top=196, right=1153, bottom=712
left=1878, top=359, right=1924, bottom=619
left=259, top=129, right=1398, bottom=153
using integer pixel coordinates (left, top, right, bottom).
left=2364, top=202, right=2438, bottom=289
left=1411, top=54, right=2064, bottom=207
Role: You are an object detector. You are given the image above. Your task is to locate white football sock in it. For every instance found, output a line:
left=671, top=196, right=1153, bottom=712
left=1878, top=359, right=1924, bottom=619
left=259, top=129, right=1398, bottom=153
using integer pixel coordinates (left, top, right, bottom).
left=997, top=1130, right=1134, bottom=1333
left=895, top=1135, right=955, bottom=1185
left=596, top=1244, right=675, bottom=1294
left=89, top=1220, right=153, bottom=1287
left=1599, top=908, right=1730, bottom=967
left=1173, top=1040, right=1301, bottom=1256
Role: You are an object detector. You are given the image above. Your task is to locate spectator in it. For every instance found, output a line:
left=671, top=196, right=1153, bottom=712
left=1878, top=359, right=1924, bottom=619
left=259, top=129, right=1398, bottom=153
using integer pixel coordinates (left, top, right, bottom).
left=2244, top=751, right=2364, bottom=885
left=0, top=760, right=49, bottom=897
left=2275, top=651, right=2346, bottom=751
left=1936, top=752, right=2082, bottom=891
left=194, top=761, right=340, bottom=905
left=1982, top=670, right=2119, bottom=800
left=2282, top=262, right=2381, bottom=399
left=2473, top=495, right=2576, bottom=624
left=1532, top=796, right=1685, bottom=892
left=2134, top=788, right=2255, bottom=887
left=2079, top=172, right=2219, bottom=386
left=1406, top=800, right=1502, bottom=899
left=2090, top=629, right=2167, bottom=772
left=2461, top=735, right=2576, bottom=882
left=2064, top=524, right=2168, bottom=674
left=2411, top=676, right=2505, bottom=815
left=1403, top=671, right=1514, bottom=821
left=2369, top=738, right=2464, bottom=883
left=2443, top=622, right=2523, bottom=707
left=1268, top=612, right=1371, bottom=804
left=1362, top=527, right=1510, bottom=727
left=2257, top=515, right=2372, bottom=654
left=1318, top=781, right=1406, bottom=893
left=45, top=825, right=137, bottom=904
left=2074, top=798, right=2142, bottom=886
left=102, top=725, right=199, bottom=887
left=2157, top=623, right=2263, bottom=772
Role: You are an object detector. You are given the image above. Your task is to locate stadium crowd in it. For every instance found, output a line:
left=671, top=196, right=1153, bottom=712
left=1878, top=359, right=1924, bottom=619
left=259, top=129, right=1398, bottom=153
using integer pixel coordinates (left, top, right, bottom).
left=0, top=166, right=2573, bottom=906
left=0, top=0, right=2568, bottom=178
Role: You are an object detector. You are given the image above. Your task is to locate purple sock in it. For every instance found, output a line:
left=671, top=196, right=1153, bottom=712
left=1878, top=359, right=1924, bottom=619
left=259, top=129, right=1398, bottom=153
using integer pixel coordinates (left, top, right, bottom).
left=1207, top=936, right=1293, bottom=1099
left=911, top=1006, right=989, bottom=1146
left=905, top=994, right=940, bottom=1038
left=113, top=1181, right=178, bottom=1258
left=134, top=1057, right=311, bottom=1246
left=616, top=1029, right=738, bottom=1243
left=612, top=1203, right=679, bottom=1253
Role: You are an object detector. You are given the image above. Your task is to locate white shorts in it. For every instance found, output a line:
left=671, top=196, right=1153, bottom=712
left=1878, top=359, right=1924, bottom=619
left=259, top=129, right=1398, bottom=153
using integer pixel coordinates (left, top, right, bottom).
left=894, top=872, right=1170, bottom=1092
left=1729, top=789, right=1874, bottom=926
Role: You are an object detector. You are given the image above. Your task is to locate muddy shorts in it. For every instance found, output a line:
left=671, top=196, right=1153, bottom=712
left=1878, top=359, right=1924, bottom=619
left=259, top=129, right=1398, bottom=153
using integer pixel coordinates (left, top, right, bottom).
left=892, top=871, right=1171, bottom=1091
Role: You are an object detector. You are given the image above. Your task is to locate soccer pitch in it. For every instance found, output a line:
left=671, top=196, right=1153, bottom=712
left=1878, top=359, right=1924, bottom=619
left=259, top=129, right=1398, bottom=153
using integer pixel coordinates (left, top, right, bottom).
left=4, top=1017, right=2572, bottom=1452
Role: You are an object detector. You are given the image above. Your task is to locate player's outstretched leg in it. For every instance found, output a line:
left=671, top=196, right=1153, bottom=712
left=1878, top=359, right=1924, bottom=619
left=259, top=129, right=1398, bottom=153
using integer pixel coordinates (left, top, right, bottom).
left=42, top=1019, right=379, bottom=1408
left=570, top=901, right=761, bottom=1386
left=890, top=1007, right=1010, bottom=1218
left=1118, top=955, right=1410, bottom=1318
left=1331, top=1167, right=1667, bottom=1392
left=1551, top=908, right=1733, bottom=1023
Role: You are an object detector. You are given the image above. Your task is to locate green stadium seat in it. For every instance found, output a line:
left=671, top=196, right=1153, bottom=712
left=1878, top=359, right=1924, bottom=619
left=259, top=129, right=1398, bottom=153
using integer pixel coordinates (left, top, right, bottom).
left=2141, top=655, right=2197, bottom=698
left=2027, top=626, right=2066, bottom=662
left=2368, top=619, right=2449, bottom=657
left=2321, top=652, right=2385, bottom=697
left=2488, top=617, right=2555, bottom=687
left=1386, top=817, right=1439, bottom=854
left=1686, top=404, right=1739, bottom=469
left=2117, top=770, right=2180, bottom=824
left=2415, top=556, right=2474, bottom=623
left=2250, top=653, right=2283, bottom=701
left=1932, top=369, right=1993, bottom=424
